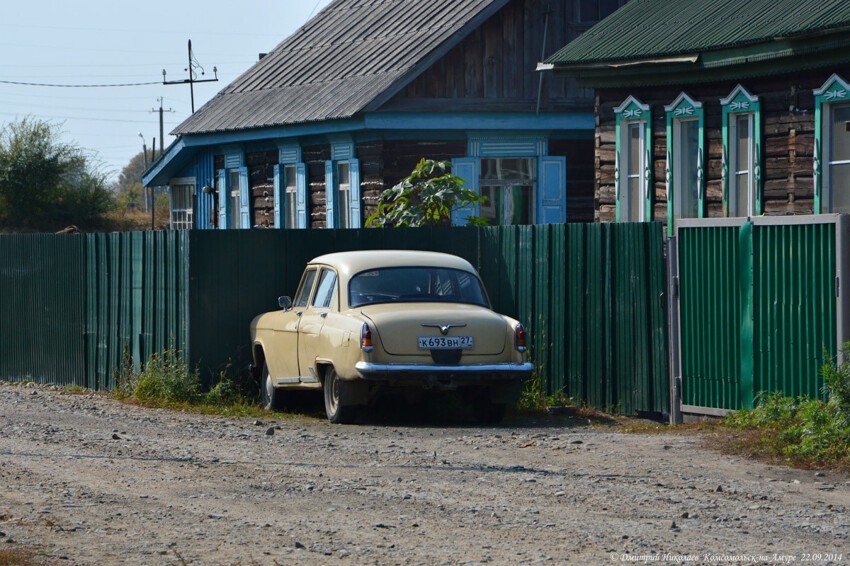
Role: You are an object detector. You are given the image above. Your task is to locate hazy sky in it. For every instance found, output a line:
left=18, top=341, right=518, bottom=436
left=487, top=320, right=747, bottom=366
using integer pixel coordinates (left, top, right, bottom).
left=0, top=0, right=334, bottom=182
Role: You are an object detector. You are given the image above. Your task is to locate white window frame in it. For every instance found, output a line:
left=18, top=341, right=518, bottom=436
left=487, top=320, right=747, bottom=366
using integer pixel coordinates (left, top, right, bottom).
left=168, top=177, right=195, bottom=230
left=729, top=112, right=756, bottom=218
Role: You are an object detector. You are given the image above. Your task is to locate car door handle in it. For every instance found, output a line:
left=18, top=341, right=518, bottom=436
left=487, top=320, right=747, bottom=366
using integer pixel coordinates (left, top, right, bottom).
left=319, top=312, right=328, bottom=318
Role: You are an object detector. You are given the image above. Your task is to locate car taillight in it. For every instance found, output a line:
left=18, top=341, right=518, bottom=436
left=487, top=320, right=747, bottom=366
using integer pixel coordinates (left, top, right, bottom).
left=514, top=323, right=527, bottom=352
left=360, top=323, right=374, bottom=352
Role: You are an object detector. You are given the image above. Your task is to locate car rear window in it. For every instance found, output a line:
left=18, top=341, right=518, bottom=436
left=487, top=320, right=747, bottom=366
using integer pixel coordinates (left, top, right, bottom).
left=349, top=267, right=489, bottom=308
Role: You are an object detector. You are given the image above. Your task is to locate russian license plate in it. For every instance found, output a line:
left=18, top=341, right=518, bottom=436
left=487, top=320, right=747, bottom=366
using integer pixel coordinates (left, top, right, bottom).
left=418, top=335, right=474, bottom=350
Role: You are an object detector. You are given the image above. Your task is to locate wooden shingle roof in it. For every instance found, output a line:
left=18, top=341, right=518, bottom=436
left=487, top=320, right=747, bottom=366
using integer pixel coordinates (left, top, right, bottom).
left=174, top=0, right=509, bottom=135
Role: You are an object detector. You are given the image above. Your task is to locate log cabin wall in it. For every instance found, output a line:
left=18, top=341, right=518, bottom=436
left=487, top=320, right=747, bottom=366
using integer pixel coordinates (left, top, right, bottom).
left=246, top=150, right=278, bottom=229
left=594, top=68, right=850, bottom=224
left=304, top=144, right=331, bottom=228
left=549, top=138, right=595, bottom=222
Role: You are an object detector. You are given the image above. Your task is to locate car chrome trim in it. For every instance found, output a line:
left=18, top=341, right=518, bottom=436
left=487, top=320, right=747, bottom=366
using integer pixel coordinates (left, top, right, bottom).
left=421, top=323, right=467, bottom=335
left=275, top=376, right=320, bottom=385
left=355, top=362, right=534, bottom=373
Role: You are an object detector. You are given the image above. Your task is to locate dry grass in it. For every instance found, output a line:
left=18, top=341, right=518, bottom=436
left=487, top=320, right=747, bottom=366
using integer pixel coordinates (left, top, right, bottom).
left=0, top=547, right=44, bottom=566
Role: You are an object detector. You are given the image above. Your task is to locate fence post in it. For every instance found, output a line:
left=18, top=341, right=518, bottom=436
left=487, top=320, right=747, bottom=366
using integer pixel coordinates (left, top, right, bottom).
left=667, top=236, right=682, bottom=424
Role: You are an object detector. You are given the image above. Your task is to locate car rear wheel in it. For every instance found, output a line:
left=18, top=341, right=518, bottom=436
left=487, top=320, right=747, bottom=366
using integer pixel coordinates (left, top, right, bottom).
left=261, top=362, right=285, bottom=411
left=323, top=367, right=357, bottom=424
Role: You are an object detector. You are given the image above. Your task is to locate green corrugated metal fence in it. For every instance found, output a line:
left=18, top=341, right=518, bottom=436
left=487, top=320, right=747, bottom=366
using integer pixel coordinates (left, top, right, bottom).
left=0, top=234, right=87, bottom=386
left=0, top=225, right=667, bottom=416
left=85, top=231, right=188, bottom=390
left=187, top=223, right=669, bottom=415
left=0, top=231, right=188, bottom=390
left=677, top=217, right=840, bottom=412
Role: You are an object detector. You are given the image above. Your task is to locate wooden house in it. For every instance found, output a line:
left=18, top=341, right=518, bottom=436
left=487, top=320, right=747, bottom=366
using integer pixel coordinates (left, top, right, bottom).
left=144, top=0, right=627, bottom=230
left=540, top=0, right=850, bottom=233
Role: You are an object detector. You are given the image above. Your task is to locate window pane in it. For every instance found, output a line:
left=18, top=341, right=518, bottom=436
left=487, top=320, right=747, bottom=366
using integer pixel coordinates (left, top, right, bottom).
left=628, top=124, right=641, bottom=176
left=831, top=163, right=850, bottom=213
left=284, top=165, right=297, bottom=229
left=229, top=170, right=241, bottom=229
left=349, top=267, right=488, bottom=308
left=506, top=184, right=532, bottom=224
left=675, top=120, right=700, bottom=219
left=735, top=115, right=750, bottom=173
left=295, top=269, right=317, bottom=307
left=481, top=158, right=534, bottom=181
left=830, top=105, right=850, bottom=162
left=337, top=162, right=350, bottom=229
left=312, top=270, right=337, bottom=308
left=480, top=185, right=499, bottom=224
left=627, top=177, right=641, bottom=221
left=735, top=172, right=750, bottom=217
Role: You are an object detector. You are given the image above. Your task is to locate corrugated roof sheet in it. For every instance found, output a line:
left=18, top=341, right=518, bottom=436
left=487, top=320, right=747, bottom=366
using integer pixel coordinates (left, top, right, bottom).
left=546, top=0, right=850, bottom=66
left=174, top=0, right=507, bottom=135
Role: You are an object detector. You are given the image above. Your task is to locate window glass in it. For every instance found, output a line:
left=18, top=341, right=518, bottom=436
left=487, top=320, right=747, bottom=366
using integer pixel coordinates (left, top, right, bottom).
left=312, top=269, right=338, bottom=309
left=337, top=162, right=351, bottom=229
left=171, top=184, right=194, bottom=230
left=294, top=269, right=317, bottom=308
left=480, top=158, right=535, bottom=225
left=284, top=164, right=297, bottom=229
left=349, top=267, right=489, bottom=308
left=229, top=169, right=241, bottom=229
left=624, top=122, right=644, bottom=222
left=674, top=119, right=700, bottom=220
left=731, top=114, right=753, bottom=217
left=829, top=104, right=850, bottom=213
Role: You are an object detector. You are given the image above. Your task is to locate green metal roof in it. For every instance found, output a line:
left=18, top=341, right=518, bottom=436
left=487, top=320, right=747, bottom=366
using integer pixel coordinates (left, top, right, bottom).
left=545, top=0, right=850, bottom=67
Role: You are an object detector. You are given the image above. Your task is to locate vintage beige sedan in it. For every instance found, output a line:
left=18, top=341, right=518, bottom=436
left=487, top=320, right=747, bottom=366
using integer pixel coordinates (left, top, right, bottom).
left=249, top=250, right=533, bottom=423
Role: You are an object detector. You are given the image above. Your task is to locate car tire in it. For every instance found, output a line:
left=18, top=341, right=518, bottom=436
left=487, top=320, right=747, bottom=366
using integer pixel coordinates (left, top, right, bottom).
left=323, top=367, right=357, bottom=424
left=261, top=362, right=285, bottom=411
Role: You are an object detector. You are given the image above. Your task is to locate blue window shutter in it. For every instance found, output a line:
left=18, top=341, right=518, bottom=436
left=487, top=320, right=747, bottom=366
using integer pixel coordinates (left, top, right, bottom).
left=537, top=156, right=567, bottom=224
left=296, top=163, right=308, bottom=229
left=239, top=166, right=250, bottom=229
left=349, top=158, right=361, bottom=228
left=273, top=165, right=282, bottom=229
left=217, top=169, right=228, bottom=229
left=451, top=157, right=479, bottom=226
left=325, top=160, right=336, bottom=229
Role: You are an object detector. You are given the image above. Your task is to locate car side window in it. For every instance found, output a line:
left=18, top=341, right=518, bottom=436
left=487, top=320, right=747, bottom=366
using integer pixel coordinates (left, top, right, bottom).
left=294, top=268, right=317, bottom=308
left=311, top=269, right=338, bottom=309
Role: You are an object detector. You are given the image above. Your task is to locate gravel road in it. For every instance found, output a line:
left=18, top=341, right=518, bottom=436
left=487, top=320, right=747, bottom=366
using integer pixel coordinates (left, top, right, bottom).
left=1, top=382, right=848, bottom=565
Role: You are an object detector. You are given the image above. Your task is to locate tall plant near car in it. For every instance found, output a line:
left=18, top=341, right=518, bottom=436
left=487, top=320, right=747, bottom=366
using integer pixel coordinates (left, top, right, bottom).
left=366, top=158, right=487, bottom=227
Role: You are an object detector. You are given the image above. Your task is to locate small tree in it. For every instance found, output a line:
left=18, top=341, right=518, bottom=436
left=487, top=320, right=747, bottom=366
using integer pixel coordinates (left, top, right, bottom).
left=366, top=158, right=487, bottom=227
left=0, top=117, right=114, bottom=232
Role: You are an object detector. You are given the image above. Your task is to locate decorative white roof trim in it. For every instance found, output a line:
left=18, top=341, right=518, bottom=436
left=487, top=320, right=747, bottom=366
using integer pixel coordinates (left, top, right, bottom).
left=720, top=84, right=758, bottom=106
left=609, top=55, right=698, bottom=68
left=813, top=73, right=850, bottom=97
left=664, top=92, right=702, bottom=113
left=614, top=95, right=650, bottom=115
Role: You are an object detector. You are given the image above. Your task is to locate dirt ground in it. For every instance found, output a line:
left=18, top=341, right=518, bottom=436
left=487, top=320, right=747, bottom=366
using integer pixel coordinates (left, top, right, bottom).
left=1, top=382, right=848, bottom=565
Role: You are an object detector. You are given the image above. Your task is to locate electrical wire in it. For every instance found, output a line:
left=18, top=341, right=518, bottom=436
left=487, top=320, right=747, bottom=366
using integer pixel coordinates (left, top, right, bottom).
left=0, top=79, right=161, bottom=88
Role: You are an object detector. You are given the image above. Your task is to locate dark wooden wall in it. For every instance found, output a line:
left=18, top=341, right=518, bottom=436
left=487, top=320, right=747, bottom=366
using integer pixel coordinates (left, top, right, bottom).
left=594, top=68, right=850, bottom=224
left=383, top=0, right=625, bottom=113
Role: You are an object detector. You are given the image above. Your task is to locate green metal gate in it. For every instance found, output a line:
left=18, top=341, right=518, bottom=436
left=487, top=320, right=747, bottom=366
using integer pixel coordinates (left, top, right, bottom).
left=674, top=216, right=846, bottom=415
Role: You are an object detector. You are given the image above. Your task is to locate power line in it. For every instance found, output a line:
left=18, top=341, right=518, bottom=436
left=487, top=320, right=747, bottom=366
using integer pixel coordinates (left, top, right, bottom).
left=0, top=79, right=161, bottom=88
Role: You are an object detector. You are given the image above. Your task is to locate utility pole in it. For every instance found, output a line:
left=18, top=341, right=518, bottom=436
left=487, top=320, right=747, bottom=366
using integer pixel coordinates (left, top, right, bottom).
left=162, top=40, right=218, bottom=113
left=151, top=98, right=174, bottom=156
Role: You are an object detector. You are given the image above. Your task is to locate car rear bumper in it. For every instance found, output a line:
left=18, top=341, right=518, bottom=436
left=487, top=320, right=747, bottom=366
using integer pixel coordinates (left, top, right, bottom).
left=354, top=361, right=533, bottom=384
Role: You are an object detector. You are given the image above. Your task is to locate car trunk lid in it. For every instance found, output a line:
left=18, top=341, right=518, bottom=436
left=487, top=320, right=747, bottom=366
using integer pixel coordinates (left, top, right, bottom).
left=361, top=303, right=507, bottom=356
